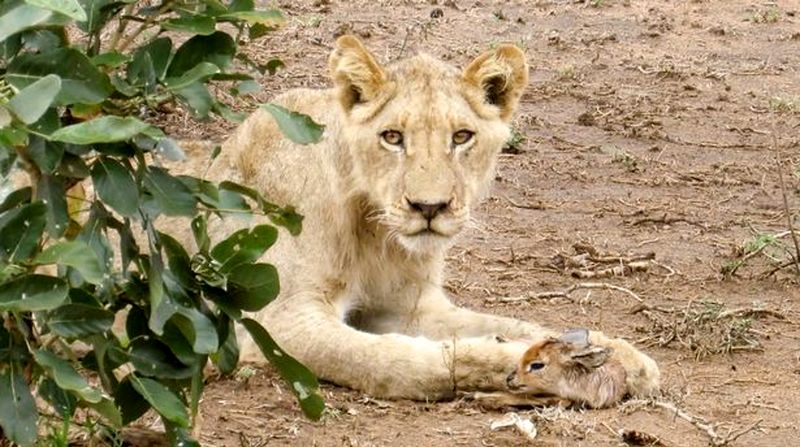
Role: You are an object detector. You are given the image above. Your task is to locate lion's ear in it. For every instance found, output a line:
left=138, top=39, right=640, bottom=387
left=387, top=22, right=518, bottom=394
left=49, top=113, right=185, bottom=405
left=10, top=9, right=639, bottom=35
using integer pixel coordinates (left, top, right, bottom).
left=329, top=35, right=387, bottom=111
left=462, top=45, right=528, bottom=121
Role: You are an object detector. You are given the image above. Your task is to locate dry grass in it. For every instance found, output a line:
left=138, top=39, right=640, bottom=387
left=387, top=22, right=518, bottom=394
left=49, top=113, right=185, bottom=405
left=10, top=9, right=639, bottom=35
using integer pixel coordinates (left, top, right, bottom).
left=633, top=301, right=786, bottom=360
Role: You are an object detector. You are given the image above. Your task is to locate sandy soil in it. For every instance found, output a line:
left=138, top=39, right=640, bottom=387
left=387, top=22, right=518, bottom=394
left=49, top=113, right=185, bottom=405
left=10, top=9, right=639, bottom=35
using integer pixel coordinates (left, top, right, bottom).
left=166, top=1, right=800, bottom=445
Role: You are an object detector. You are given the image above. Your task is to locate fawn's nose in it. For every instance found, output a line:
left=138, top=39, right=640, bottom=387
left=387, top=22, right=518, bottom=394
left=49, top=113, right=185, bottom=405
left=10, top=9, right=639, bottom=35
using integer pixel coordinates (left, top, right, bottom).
left=407, top=199, right=449, bottom=221
left=506, top=371, right=519, bottom=389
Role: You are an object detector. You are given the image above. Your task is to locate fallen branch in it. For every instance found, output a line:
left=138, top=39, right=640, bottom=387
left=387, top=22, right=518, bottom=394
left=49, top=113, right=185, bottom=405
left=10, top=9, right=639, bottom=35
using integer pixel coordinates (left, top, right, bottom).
left=630, top=213, right=708, bottom=230
left=503, top=195, right=549, bottom=210
left=489, top=282, right=644, bottom=304
left=623, top=399, right=762, bottom=446
left=571, top=261, right=651, bottom=279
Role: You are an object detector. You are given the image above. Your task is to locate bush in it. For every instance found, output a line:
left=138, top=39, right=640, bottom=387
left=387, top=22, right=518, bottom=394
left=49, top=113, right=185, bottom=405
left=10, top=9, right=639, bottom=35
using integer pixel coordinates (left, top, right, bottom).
left=0, top=1, right=324, bottom=444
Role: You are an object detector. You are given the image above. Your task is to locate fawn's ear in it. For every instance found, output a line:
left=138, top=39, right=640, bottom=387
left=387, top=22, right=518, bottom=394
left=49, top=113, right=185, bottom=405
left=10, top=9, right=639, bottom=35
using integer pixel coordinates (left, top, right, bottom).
left=462, top=44, right=529, bottom=121
left=567, top=346, right=612, bottom=370
left=558, top=328, right=590, bottom=346
left=329, top=35, right=388, bottom=111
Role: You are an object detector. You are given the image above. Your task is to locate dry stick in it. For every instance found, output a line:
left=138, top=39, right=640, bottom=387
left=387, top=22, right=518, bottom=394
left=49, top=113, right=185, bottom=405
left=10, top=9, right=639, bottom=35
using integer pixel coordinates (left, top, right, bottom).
left=773, top=133, right=800, bottom=275
left=625, top=399, right=762, bottom=447
left=490, top=282, right=644, bottom=303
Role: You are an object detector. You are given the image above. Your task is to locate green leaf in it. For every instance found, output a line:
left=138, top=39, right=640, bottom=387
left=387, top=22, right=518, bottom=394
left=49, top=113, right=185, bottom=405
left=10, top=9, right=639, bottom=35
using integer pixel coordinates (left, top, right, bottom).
left=191, top=214, right=210, bottom=253
left=18, top=28, right=69, bottom=53
left=164, top=62, right=220, bottom=91
left=143, top=166, right=197, bottom=216
left=167, top=31, right=235, bottom=77
left=269, top=207, right=303, bottom=236
left=190, top=359, right=204, bottom=419
left=91, top=50, right=130, bottom=68
left=25, top=0, right=87, bottom=21
left=6, top=48, right=113, bottom=105
left=28, top=106, right=60, bottom=136
left=115, top=375, right=151, bottom=425
left=39, top=378, right=77, bottom=419
left=34, top=349, right=104, bottom=403
left=0, top=274, right=68, bottom=311
left=165, top=424, right=201, bottom=447
left=159, top=232, right=194, bottom=291
left=241, top=319, right=324, bottom=420
left=51, top=116, right=151, bottom=144
left=160, top=321, right=197, bottom=366
left=214, top=318, right=239, bottom=374
left=162, top=15, right=216, bottom=35
left=128, top=37, right=172, bottom=84
left=172, top=307, right=219, bottom=354
left=130, top=375, right=190, bottom=427
left=26, top=136, right=64, bottom=174
left=248, top=23, right=270, bottom=40
left=155, top=137, right=186, bottom=161
left=0, top=4, right=54, bottom=43
left=212, top=102, right=246, bottom=123
left=77, top=0, right=128, bottom=35
left=210, top=225, right=277, bottom=273
left=174, top=82, right=214, bottom=119
left=6, top=74, right=61, bottom=124
left=228, top=263, right=279, bottom=311
left=35, top=241, right=103, bottom=284
left=260, top=103, right=325, bottom=145
left=91, top=157, right=139, bottom=217
left=85, top=396, right=122, bottom=427
left=0, top=364, right=37, bottom=447
left=233, top=79, right=261, bottom=95
left=0, top=201, right=47, bottom=262
left=149, top=259, right=175, bottom=336
left=229, top=0, right=254, bottom=12
left=220, top=9, right=284, bottom=27
left=76, top=202, right=114, bottom=278
left=218, top=181, right=273, bottom=210
left=129, top=339, right=194, bottom=379
left=37, top=174, right=68, bottom=237
left=262, top=58, right=285, bottom=75
left=46, top=303, right=114, bottom=338
left=0, top=187, right=32, bottom=213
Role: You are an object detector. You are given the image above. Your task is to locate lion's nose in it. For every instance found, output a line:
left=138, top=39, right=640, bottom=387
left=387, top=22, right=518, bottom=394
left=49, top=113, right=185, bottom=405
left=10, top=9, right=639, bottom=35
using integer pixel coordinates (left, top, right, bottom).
left=407, top=200, right=449, bottom=220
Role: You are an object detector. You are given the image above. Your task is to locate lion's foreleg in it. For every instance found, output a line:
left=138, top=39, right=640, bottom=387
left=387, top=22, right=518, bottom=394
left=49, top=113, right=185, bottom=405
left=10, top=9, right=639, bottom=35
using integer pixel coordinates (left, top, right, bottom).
left=241, top=292, right=534, bottom=400
left=399, top=287, right=557, bottom=341
left=394, top=288, right=661, bottom=397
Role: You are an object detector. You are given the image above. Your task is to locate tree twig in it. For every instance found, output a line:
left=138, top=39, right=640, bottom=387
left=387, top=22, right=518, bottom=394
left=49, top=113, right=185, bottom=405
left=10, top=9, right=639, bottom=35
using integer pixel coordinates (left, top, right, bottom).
left=773, top=132, right=800, bottom=275
left=488, top=282, right=644, bottom=303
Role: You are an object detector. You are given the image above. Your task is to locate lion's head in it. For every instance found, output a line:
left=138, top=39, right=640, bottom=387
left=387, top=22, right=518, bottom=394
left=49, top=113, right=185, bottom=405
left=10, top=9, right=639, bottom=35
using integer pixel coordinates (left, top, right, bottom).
left=329, top=36, right=528, bottom=253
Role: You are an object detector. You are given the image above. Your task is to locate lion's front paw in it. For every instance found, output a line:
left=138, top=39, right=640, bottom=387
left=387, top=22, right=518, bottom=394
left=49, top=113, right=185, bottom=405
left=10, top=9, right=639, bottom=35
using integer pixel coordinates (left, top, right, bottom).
left=589, top=332, right=660, bottom=397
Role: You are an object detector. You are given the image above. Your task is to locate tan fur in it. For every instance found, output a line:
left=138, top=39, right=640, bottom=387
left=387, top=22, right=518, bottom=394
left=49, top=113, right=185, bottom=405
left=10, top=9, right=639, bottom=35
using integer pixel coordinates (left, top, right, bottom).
left=506, top=338, right=628, bottom=409
left=192, top=36, right=660, bottom=401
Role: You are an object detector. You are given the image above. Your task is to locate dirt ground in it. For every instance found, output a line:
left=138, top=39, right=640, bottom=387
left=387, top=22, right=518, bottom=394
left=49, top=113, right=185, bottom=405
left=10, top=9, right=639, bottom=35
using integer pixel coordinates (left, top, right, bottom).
left=166, top=1, right=800, bottom=445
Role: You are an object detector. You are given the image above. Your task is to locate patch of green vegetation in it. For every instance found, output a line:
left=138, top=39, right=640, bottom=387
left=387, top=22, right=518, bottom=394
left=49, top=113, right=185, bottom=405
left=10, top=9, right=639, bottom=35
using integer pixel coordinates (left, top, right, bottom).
left=612, top=150, right=640, bottom=172
left=557, top=65, right=577, bottom=81
left=769, top=96, right=799, bottom=113
left=749, top=7, right=782, bottom=24
left=502, top=128, right=527, bottom=154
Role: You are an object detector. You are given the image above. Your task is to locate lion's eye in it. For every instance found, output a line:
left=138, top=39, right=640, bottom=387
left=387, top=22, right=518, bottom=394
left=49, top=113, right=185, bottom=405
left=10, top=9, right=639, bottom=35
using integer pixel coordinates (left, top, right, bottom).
left=452, top=130, right=474, bottom=146
left=380, top=130, right=404, bottom=147
left=528, top=362, right=546, bottom=372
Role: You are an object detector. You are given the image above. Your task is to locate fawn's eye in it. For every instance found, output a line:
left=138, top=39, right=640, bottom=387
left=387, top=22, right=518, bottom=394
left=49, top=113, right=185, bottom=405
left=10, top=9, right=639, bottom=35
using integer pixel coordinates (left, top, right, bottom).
left=380, top=130, right=404, bottom=148
left=528, top=362, right=546, bottom=372
left=452, top=129, right=474, bottom=146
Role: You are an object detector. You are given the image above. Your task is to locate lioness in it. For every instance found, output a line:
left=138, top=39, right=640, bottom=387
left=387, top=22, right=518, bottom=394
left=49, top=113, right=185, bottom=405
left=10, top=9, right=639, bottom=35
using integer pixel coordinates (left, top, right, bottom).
left=204, top=36, right=659, bottom=401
